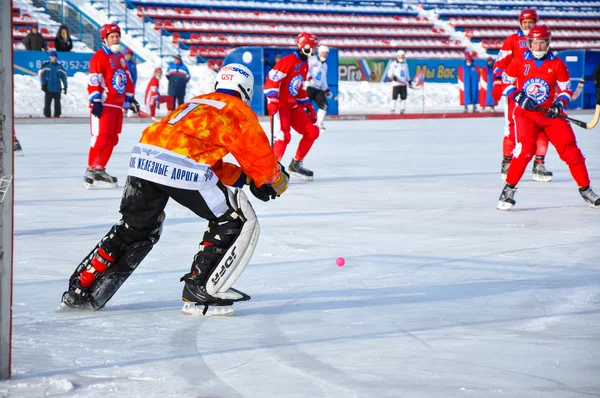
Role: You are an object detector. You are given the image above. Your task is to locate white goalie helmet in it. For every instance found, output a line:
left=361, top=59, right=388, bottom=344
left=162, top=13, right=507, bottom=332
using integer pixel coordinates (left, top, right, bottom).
left=214, top=63, right=254, bottom=105
left=317, top=45, right=329, bottom=62
left=396, top=49, right=406, bottom=58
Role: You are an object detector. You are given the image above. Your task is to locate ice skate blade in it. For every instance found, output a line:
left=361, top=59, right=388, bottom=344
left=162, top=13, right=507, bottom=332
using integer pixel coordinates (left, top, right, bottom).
left=497, top=201, right=514, bottom=211
left=289, top=171, right=313, bottom=181
left=182, top=302, right=234, bottom=317
left=56, top=301, right=94, bottom=312
left=84, top=180, right=119, bottom=189
left=532, top=174, right=552, bottom=182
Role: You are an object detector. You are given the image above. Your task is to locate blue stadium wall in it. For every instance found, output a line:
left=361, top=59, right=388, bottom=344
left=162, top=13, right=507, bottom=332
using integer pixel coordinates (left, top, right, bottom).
left=224, top=47, right=339, bottom=116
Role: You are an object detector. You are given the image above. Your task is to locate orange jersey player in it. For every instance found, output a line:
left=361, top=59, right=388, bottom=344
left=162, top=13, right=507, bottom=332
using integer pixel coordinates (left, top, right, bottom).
left=60, top=64, right=290, bottom=317
left=492, top=9, right=553, bottom=183
left=497, top=25, right=600, bottom=210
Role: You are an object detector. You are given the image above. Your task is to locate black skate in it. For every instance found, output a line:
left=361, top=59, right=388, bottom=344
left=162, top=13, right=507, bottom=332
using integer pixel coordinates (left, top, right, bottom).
left=84, top=168, right=118, bottom=189
left=14, top=139, right=24, bottom=156
left=532, top=161, right=553, bottom=182
left=288, top=159, right=314, bottom=181
left=181, top=272, right=250, bottom=317
left=497, top=183, right=517, bottom=210
left=579, top=186, right=600, bottom=208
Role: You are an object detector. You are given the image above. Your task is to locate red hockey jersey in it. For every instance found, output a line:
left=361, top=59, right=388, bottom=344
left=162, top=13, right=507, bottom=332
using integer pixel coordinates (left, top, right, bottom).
left=493, top=30, right=529, bottom=79
left=145, top=76, right=159, bottom=105
left=264, top=52, right=310, bottom=108
left=88, top=45, right=135, bottom=108
left=502, top=51, right=572, bottom=109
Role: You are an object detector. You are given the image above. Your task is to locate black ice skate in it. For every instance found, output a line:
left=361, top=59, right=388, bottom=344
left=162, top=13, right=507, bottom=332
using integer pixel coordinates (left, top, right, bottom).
left=57, top=280, right=95, bottom=311
left=501, top=157, right=511, bottom=181
left=497, top=183, right=517, bottom=210
left=579, top=186, right=600, bottom=208
left=532, top=160, right=553, bottom=182
left=288, top=159, right=314, bottom=181
left=181, top=272, right=250, bottom=317
left=84, top=168, right=118, bottom=189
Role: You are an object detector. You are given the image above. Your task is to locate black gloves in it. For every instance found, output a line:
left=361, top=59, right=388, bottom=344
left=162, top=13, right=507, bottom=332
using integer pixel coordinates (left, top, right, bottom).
left=249, top=164, right=290, bottom=202
left=63, top=87, right=67, bottom=95
left=129, top=97, right=140, bottom=114
left=250, top=181, right=278, bottom=202
left=91, top=99, right=103, bottom=118
left=41, top=84, right=48, bottom=92
left=512, top=91, right=537, bottom=111
left=546, top=98, right=564, bottom=118
left=392, top=76, right=399, bottom=82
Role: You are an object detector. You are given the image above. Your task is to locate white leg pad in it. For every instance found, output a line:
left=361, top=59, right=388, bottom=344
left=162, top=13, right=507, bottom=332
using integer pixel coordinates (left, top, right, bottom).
left=206, top=189, right=260, bottom=296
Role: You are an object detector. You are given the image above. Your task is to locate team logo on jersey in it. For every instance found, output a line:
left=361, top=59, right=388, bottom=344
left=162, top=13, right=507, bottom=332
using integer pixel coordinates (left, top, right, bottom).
left=288, top=75, right=304, bottom=96
left=112, top=69, right=127, bottom=95
left=522, top=77, right=550, bottom=104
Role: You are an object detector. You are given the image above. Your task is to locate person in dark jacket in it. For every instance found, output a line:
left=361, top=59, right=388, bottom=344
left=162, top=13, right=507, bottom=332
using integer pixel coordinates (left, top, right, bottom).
left=40, top=51, right=68, bottom=117
left=54, top=25, right=73, bottom=52
left=166, top=55, right=190, bottom=108
left=24, top=25, right=47, bottom=51
left=593, top=63, right=600, bottom=106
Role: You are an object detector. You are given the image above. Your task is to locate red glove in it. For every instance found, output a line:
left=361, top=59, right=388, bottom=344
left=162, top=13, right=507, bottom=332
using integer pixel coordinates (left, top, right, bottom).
left=305, top=103, right=317, bottom=124
left=492, top=79, right=506, bottom=102
left=267, top=96, right=279, bottom=116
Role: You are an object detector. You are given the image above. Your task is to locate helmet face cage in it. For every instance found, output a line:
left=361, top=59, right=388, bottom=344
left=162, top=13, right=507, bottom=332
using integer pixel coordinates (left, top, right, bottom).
left=297, top=33, right=317, bottom=56
left=527, top=24, right=551, bottom=58
left=214, top=63, right=254, bottom=105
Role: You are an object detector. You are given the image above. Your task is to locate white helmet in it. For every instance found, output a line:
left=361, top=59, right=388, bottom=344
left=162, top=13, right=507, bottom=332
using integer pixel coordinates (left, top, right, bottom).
left=396, top=49, right=406, bottom=58
left=214, top=63, right=254, bottom=105
left=317, top=45, right=329, bottom=62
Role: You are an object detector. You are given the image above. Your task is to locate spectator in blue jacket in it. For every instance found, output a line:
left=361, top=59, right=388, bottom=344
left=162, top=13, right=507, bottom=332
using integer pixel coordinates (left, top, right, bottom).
left=166, top=55, right=190, bottom=108
left=40, top=51, right=67, bottom=118
left=124, top=48, right=137, bottom=87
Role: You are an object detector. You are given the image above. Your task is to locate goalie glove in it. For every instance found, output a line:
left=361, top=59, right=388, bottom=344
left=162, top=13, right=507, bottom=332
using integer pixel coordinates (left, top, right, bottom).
left=512, top=91, right=537, bottom=111
left=248, top=164, right=289, bottom=202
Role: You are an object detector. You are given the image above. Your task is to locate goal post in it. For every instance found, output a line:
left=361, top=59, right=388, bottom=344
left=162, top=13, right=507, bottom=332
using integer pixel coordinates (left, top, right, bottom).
left=0, top=0, right=15, bottom=380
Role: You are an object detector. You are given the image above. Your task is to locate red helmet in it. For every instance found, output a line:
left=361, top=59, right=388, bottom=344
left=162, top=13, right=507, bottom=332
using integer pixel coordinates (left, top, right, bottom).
left=100, top=23, right=121, bottom=39
left=527, top=24, right=551, bottom=41
left=154, top=67, right=162, bottom=74
left=124, top=48, right=134, bottom=55
left=464, top=52, right=473, bottom=61
left=296, top=32, right=317, bottom=56
left=519, top=9, right=539, bottom=23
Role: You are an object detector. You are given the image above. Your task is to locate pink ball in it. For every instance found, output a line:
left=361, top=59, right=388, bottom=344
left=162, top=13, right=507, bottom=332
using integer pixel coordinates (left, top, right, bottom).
left=336, top=257, right=345, bottom=267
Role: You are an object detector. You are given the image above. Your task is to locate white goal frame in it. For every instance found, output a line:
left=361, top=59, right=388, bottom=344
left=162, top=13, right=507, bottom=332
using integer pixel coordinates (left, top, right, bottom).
left=0, top=0, right=15, bottom=380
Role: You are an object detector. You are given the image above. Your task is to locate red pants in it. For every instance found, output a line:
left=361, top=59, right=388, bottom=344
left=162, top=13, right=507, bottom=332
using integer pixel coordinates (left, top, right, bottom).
left=506, top=107, right=589, bottom=187
left=146, top=95, right=174, bottom=117
left=272, top=106, right=320, bottom=161
left=503, top=97, right=549, bottom=159
left=88, top=105, right=123, bottom=169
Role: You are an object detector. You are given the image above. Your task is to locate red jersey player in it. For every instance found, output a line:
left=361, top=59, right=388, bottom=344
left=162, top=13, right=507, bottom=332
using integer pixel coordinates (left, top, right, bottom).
left=265, top=32, right=320, bottom=180
left=86, top=23, right=140, bottom=189
left=497, top=25, right=600, bottom=210
left=493, top=9, right=553, bottom=182
left=144, top=67, right=173, bottom=117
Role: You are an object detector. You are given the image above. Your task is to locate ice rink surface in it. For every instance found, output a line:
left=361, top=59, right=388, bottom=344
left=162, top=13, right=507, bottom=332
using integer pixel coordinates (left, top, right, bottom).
left=2, top=117, right=600, bottom=397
